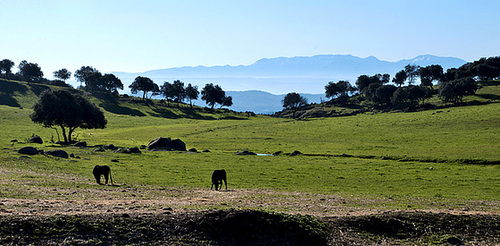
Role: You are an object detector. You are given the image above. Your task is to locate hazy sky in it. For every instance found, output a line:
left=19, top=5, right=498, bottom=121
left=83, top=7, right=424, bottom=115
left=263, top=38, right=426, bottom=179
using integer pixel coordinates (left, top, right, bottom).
left=1, top=0, right=499, bottom=79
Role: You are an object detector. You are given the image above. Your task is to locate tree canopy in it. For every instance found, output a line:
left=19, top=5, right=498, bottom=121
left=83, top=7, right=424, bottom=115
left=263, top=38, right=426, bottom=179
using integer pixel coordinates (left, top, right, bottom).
left=392, top=70, right=407, bottom=87
left=404, top=64, right=419, bottom=85
left=201, top=83, right=227, bottom=109
left=74, top=66, right=101, bottom=90
left=439, top=77, right=478, bottom=103
left=130, top=76, right=159, bottom=101
left=185, top=83, right=199, bottom=108
left=282, top=92, right=307, bottom=118
left=419, top=65, right=443, bottom=88
left=18, top=60, right=44, bottom=82
left=53, top=68, right=71, bottom=82
left=221, top=95, right=233, bottom=108
left=171, top=80, right=186, bottom=103
left=370, top=84, right=397, bottom=105
left=356, top=74, right=389, bottom=93
left=325, top=80, right=354, bottom=99
left=0, top=59, right=15, bottom=79
left=100, top=73, right=124, bottom=94
left=74, top=66, right=123, bottom=95
left=30, top=90, right=107, bottom=143
left=391, top=86, right=432, bottom=108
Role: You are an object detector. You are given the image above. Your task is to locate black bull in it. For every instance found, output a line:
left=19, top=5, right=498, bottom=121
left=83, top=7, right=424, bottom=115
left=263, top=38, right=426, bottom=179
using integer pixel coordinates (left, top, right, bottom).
left=93, top=165, right=113, bottom=185
left=211, top=169, right=227, bottom=191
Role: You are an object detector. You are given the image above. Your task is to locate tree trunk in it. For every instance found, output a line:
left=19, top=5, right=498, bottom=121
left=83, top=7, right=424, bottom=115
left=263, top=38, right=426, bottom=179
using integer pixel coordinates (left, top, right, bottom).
left=68, top=127, right=75, bottom=142
left=51, top=127, right=61, bottom=142
left=60, top=125, right=68, bottom=143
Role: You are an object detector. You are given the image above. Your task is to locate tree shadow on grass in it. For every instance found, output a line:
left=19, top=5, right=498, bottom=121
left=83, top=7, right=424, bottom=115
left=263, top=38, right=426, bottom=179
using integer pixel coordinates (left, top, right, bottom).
left=476, top=93, right=500, bottom=101
left=0, top=80, right=28, bottom=107
left=28, top=83, right=51, bottom=96
left=99, top=101, right=146, bottom=116
left=149, top=106, right=216, bottom=120
left=0, top=92, right=21, bottom=107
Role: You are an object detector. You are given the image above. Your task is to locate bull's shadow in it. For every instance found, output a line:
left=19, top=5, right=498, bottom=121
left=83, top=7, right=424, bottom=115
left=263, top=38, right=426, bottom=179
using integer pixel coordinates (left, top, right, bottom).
left=212, top=189, right=235, bottom=192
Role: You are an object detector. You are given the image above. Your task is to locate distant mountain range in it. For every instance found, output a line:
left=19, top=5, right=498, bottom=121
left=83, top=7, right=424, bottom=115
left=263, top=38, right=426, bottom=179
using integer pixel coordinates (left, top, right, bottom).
left=113, top=54, right=467, bottom=114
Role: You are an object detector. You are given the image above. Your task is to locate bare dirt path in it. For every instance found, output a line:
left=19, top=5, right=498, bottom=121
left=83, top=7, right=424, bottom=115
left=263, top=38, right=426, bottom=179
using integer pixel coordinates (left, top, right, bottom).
left=1, top=185, right=499, bottom=217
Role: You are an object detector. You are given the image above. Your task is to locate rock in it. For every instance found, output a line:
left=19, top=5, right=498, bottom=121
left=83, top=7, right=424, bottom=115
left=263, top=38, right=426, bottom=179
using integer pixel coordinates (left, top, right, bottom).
left=129, top=147, right=141, bottom=153
left=188, top=148, right=197, bottom=152
left=273, top=151, right=283, bottom=156
left=18, top=146, right=38, bottom=155
left=44, top=150, right=69, bottom=158
left=28, top=136, right=43, bottom=144
left=10, top=139, right=18, bottom=143
left=93, top=147, right=105, bottom=152
left=148, top=137, right=187, bottom=151
left=290, top=150, right=302, bottom=156
left=202, top=149, right=210, bottom=153
left=111, top=159, right=119, bottom=162
left=115, top=147, right=142, bottom=154
left=103, top=144, right=118, bottom=150
left=73, top=141, right=87, bottom=147
left=446, top=236, right=462, bottom=245
left=236, top=150, right=257, bottom=155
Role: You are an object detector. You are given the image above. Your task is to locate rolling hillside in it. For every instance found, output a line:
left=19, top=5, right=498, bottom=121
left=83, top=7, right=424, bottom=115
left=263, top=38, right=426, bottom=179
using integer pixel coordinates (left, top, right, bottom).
left=1, top=78, right=500, bottom=245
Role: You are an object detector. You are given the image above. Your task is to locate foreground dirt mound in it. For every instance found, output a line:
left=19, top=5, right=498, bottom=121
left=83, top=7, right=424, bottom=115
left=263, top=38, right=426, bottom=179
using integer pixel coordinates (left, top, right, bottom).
left=325, top=211, right=500, bottom=245
left=0, top=210, right=499, bottom=245
left=0, top=209, right=328, bottom=245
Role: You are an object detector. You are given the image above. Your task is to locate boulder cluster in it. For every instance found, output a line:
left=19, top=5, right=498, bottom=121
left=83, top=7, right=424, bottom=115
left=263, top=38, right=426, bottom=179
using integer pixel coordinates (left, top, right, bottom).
left=17, top=146, right=70, bottom=159
left=15, top=136, right=197, bottom=159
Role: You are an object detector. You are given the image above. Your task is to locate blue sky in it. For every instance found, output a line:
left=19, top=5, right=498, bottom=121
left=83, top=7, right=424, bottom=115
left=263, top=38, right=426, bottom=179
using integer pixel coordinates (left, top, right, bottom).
left=1, top=0, right=499, bottom=79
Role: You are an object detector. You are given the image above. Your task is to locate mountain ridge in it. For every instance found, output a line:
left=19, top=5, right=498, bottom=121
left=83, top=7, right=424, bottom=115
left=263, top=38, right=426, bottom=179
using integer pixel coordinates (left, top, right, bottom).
left=112, top=54, right=467, bottom=113
left=115, top=54, right=466, bottom=78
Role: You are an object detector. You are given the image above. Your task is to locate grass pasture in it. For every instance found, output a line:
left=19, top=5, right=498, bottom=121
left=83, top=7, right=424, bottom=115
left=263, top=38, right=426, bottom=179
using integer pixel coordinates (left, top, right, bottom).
left=0, top=79, right=500, bottom=214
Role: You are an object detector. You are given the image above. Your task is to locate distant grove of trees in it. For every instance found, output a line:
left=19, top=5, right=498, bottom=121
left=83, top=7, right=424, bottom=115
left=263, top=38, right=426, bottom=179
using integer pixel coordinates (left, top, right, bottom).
left=74, top=66, right=124, bottom=96
left=0, top=58, right=232, bottom=109
left=284, top=56, right=500, bottom=115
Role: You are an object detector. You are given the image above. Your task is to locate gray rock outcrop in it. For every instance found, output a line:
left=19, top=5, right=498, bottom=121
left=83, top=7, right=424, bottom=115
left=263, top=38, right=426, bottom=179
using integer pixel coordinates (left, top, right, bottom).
left=18, top=146, right=39, bottom=155
left=44, top=150, right=69, bottom=158
left=148, top=137, right=186, bottom=151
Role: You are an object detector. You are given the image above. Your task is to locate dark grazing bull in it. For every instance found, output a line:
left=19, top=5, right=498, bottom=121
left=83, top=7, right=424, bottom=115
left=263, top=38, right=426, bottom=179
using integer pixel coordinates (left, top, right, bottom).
left=211, top=169, right=227, bottom=191
left=93, top=165, right=113, bottom=185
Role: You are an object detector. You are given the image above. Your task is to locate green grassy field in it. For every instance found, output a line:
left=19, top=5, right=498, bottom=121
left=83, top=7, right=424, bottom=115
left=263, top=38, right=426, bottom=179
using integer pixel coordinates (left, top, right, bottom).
left=1, top=79, right=499, bottom=212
